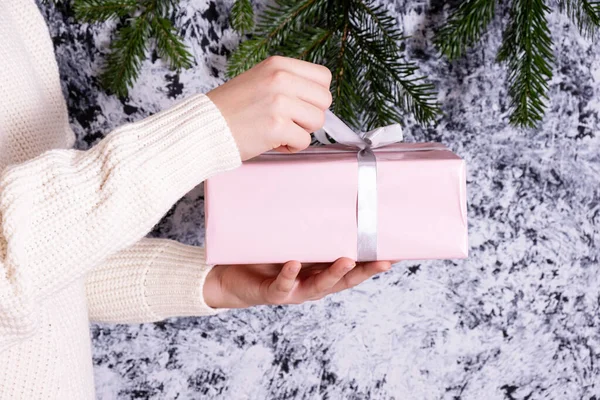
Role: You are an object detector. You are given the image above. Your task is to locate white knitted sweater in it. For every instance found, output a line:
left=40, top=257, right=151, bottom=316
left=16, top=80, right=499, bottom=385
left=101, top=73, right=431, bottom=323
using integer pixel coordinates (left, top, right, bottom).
left=0, top=1, right=242, bottom=398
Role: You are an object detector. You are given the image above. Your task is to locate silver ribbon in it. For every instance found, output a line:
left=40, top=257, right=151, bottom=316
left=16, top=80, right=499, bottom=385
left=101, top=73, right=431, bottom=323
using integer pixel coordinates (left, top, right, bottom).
left=315, top=111, right=404, bottom=261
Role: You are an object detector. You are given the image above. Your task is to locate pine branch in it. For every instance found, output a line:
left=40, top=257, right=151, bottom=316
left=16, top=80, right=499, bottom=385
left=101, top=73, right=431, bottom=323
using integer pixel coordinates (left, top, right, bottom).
left=291, top=28, right=334, bottom=62
left=231, top=0, right=255, bottom=34
left=227, top=38, right=270, bottom=77
left=256, top=0, right=322, bottom=40
left=153, top=0, right=177, bottom=16
left=332, top=4, right=352, bottom=122
left=228, top=0, right=323, bottom=76
left=357, top=45, right=398, bottom=128
left=331, top=36, right=364, bottom=129
left=435, top=0, right=497, bottom=60
left=150, top=15, right=193, bottom=70
left=354, top=0, right=405, bottom=51
left=352, top=30, right=439, bottom=125
left=350, top=1, right=439, bottom=125
left=394, top=72, right=439, bottom=125
left=100, top=16, right=151, bottom=97
left=73, top=0, right=194, bottom=97
left=228, top=0, right=439, bottom=129
left=559, top=0, right=600, bottom=38
left=73, top=0, right=137, bottom=22
left=497, top=0, right=554, bottom=128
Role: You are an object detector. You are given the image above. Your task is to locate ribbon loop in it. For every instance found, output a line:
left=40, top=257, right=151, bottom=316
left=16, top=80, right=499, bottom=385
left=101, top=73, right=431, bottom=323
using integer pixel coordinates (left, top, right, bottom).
left=316, top=111, right=403, bottom=150
left=315, top=111, right=403, bottom=261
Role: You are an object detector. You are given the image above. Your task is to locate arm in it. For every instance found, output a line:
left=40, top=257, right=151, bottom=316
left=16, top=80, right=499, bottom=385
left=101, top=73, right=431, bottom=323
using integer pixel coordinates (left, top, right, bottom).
left=85, top=238, right=393, bottom=323
left=82, top=56, right=337, bottom=323
left=85, top=238, right=221, bottom=324
left=85, top=58, right=391, bottom=323
left=0, top=55, right=332, bottom=350
left=0, top=93, right=240, bottom=351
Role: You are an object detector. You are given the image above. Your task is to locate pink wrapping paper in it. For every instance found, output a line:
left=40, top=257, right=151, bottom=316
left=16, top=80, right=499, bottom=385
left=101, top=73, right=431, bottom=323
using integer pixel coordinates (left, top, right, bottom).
left=204, top=143, right=468, bottom=264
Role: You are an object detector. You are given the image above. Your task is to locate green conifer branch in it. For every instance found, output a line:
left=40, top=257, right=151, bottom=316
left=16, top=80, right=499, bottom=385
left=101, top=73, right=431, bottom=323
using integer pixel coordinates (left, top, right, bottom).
left=153, top=0, right=177, bottom=16
left=100, top=15, right=151, bottom=97
left=231, top=0, right=254, bottom=34
left=331, top=5, right=351, bottom=118
left=435, top=0, right=600, bottom=127
left=73, top=0, right=137, bottom=22
left=229, top=0, right=439, bottom=130
left=559, top=0, right=600, bottom=37
left=353, top=0, right=405, bottom=50
left=350, top=2, right=439, bottom=124
left=73, top=0, right=193, bottom=97
left=331, top=39, right=364, bottom=129
left=71, top=0, right=600, bottom=128
left=150, top=15, right=194, bottom=70
left=227, top=39, right=270, bottom=77
left=497, top=0, right=554, bottom=127
left=228, top=0, right=322, bottom=77
left=435, top=0, right=497, bottom=60
left=295, top=28, right=334, bottom=62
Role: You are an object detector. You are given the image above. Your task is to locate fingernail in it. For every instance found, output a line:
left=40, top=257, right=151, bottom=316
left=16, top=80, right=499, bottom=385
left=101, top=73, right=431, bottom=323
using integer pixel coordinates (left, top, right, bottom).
left=345, top=262, right=356, bottom=270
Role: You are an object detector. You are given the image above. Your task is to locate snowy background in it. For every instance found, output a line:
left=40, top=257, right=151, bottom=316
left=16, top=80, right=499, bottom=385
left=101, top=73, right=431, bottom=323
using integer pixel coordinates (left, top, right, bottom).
left=39, top=0, right=600, bottom=399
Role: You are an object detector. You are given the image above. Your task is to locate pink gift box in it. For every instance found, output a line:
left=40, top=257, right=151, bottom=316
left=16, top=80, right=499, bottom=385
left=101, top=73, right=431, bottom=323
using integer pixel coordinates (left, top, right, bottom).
left=204, top=143, right=468, bottom=264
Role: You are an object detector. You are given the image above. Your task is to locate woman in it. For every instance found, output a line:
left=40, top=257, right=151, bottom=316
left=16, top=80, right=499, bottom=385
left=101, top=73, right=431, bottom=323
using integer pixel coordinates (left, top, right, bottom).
left=0, top=1, right=391, bottom=398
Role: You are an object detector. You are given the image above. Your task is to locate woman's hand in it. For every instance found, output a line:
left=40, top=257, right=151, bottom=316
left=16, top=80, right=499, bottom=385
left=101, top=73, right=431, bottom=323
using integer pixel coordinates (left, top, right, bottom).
left=203, top=258, right=392, bottom=309
left=207, top=56, right=332, bottom=161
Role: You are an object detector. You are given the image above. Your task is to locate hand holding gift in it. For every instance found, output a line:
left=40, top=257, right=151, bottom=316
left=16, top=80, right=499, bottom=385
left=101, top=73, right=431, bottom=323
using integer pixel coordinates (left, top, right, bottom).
left=203, top=258, right=392, bottom=309
left=204, top=56, right=393, bottom=308
left=202, top=56, right=467, bottom=309
left=207, top=55, right=332, bottom=160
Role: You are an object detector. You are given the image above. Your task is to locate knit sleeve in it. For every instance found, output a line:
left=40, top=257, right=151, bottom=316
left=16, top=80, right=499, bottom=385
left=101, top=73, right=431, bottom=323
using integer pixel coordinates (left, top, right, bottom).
left=85, top=238, right=225, bottom=323
left=0, top=93, right=240, bottom=351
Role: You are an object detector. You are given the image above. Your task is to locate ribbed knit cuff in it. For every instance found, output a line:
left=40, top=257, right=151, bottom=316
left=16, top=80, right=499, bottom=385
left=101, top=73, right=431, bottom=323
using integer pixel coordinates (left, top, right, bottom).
left=86, top=239, right=227, bottom=324
left=143, top=241, right=227, bottom=319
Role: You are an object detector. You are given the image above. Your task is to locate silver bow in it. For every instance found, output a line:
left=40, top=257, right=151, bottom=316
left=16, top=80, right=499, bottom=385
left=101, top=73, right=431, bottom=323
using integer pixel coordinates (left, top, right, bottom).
left=315, top=111, right=404, bottom=261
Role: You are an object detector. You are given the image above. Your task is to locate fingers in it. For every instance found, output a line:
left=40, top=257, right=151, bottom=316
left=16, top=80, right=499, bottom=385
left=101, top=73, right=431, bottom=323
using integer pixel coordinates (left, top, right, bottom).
left=263, top=260, right=392, bottom=306
left=288, top=97, right=327, bottom=133
left=278, top=72, right=332, bottom=110
left=270, top=93, right=326, bottom=133
left=261, top=56, right=332, bottom=88
left=267, top=71, right=330, bottom=132
left=329, top=261, right=392, bottom=294
left=276, top=120, right=312, bottom=153
left=266, top=94, right=321, bottom=152
left=296, top=80, right=332, bottom=111
left=266, top=261, right=302, bottom=302
left=301, top=258, right=356, bottom=298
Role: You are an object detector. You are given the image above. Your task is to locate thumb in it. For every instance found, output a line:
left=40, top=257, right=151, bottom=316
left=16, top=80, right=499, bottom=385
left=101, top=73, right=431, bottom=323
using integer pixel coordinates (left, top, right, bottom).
left=266, top=261, right=302, bottom=303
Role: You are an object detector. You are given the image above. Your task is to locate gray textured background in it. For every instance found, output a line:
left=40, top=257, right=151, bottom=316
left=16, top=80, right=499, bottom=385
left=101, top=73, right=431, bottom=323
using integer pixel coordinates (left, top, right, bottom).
left=40, top=0, right=600, bottom=399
